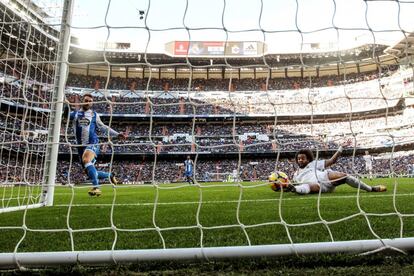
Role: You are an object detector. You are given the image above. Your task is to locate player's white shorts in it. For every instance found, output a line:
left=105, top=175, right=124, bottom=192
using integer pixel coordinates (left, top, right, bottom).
left=309, top=169, right=336, bottom=193
left=318, top=169, right=336, bottom=193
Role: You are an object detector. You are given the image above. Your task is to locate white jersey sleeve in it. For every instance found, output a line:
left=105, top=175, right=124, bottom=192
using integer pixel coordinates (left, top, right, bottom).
left=96, top=113, right=119, bottom=137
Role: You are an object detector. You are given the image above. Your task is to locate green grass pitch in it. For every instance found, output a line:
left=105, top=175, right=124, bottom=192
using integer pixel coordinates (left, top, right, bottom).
left=0, top=177, right=413, bottom=255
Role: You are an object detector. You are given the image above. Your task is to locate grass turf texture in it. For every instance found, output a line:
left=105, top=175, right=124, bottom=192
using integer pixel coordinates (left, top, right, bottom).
left=0, top=177, right=413, bottom=273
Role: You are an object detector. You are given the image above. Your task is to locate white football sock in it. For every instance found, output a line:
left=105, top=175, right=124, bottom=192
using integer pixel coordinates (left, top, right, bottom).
left=345, top=176, right=372, bottom=192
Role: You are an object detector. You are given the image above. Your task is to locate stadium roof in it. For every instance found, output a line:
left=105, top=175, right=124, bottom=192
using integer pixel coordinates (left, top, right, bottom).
left=385, top=32, right=414, bottom=57
left=68, top=44, right=389, bottom=67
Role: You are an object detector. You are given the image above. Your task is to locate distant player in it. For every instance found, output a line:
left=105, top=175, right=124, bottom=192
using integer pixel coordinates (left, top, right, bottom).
left=67, top=93, right=127, bottom=196
left=232, top=169, right=238, bottom=182
left=287, top=147, right=386, bottom=195
left=410, top=164, right=414, bottom=178
left=184, top=155, right=195, bottom=184
left=363, top=151, right=374, bottom=180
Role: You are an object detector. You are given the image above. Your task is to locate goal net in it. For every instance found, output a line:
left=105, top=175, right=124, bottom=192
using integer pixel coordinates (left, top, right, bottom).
left=1, top=0, right=414, bottom=269
left=0, top=0, right=59, bottom=213
left=205, top=171, right=240, bottom=182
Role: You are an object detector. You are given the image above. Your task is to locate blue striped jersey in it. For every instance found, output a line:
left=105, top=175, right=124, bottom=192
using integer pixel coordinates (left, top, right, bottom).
left=69, top=109, right=119, bottom=146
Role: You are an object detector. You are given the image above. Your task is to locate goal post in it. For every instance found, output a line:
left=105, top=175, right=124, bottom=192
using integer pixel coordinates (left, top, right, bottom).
left=41, top=0, right=74, bottom=207
left=0, top=0, right=73, bottom=214
left=0, top=0, right=70, bottom=214
left=1, top=238, right=414, bottom=268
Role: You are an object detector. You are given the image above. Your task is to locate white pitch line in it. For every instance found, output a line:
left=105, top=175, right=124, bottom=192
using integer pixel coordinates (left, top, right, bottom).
left=54, top=192, right=414, bottom=207
left=53, top=188, right=235, bottom=194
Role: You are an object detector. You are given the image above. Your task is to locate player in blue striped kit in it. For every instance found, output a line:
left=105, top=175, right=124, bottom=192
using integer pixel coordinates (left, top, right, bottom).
left=184, top=155, right=195, bottom=184
left=68, top=93, right=127, bottom=196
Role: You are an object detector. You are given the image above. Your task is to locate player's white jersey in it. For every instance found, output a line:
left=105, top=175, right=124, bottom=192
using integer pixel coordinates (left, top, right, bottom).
left=232, top=169, right=238, bottom=178
left=70, top=109, right=119, bottom=146
left=293, top=160, right=327, bottom=185
left=363, top=155, right=373, bottom=169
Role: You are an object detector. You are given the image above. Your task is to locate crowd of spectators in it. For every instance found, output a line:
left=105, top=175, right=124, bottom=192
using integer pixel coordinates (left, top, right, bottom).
left=66, top=67, right=398, bottom=92
left=2, top=29, right=412, bottom=188
left=59, top=110, right=413, bottom=137
left=0, top=155, right=45, bottom=184
left=53, top=150, right=414, bottom=184
left=2, top=108, right=412, bottom=155
left=2, top=149, right=413, bottom=185
left=1, top=62, right=412, bottom=185
left=63, top=69, right=404, bottom=116
left=56, top=130, right=414, bottom=154
left=3, top=81, right=401, bottom=116
left=0, top=82, right=52, bottom=109
left=0, top=61, right=405, bottom=117
left=56, top=109, right=414, bottom=153
left=0, top=53, right=403, bottom=117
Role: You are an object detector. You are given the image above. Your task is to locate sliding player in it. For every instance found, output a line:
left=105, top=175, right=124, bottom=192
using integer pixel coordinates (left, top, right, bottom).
left=67, top=93, right=127, bottom=196
left=288, top=147, right=386, bottom=195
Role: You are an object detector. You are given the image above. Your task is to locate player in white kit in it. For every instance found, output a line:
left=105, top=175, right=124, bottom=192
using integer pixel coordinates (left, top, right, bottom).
left=288, top=147, right=386, bottom=195
left=363, top=151, right=374, bottom=180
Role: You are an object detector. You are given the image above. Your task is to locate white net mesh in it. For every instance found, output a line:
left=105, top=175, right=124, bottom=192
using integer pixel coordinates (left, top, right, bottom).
left=1, top=0, right=414, bottom=268
left=0, top=0, right=58, bottom=212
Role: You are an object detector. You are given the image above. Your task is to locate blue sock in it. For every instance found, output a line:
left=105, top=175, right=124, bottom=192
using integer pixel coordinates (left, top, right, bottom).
left=85, top=162, right=99, bottom=187
left=97, top=171, right=111, bottom=180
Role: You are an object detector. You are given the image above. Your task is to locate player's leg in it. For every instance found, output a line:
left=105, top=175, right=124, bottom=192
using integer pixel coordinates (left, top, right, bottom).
left=188, top=170, right=194, bottom=184
left=328, top=171, right=386, bottom=192
left=86, top=145, right=120, bottom=185
left=97, top=170, right=110, bottom=180
left=96, top=170, right=119, bottom=184
left=83, top=150, right=98, bottom=186
left=328, top=171, right=371, bottom=191
left=368, top=167, right=373, bottom=180
left=185, top=171, right=193, bottom=184
left=82, top=149, right=101, bottom=196
left=328, top=171, right=348, bottom=186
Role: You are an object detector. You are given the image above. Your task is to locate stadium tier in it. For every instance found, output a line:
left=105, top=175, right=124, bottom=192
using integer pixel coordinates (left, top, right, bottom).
left=2, top=67, right=413, bottom=188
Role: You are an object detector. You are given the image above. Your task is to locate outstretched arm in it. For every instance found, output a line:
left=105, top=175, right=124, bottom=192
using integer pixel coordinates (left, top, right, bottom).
left=324, top=146, right=343, bottom=168
left=96, top=113, right=127, bottom=139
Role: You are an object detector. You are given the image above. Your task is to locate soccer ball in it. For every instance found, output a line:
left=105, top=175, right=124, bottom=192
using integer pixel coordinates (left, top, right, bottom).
left=268, top=171, right=289, bottom=191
